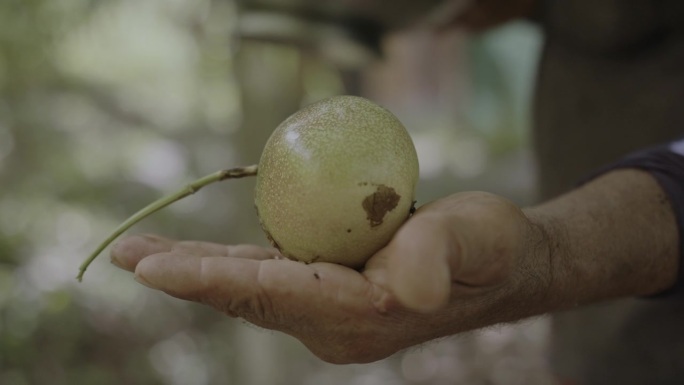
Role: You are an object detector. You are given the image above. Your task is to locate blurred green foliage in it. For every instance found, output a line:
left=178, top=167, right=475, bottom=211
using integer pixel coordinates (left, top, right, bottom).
left=0, top=0, right=543, bottom=384
left=0, top=1, right=257, bottom=384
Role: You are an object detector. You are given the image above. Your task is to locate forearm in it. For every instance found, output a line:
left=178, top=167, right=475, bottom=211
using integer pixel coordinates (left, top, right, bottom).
left=390, top=169, right=678, bottom=340
left=526, top=169, right=679, bottom=309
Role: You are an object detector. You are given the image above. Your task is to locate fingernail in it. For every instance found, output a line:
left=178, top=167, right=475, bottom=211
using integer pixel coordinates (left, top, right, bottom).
left=134, top=273, right=158, bottom=290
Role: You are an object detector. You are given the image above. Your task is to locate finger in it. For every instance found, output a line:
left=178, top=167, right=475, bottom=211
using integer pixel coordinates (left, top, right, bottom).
left=381, top=213, right=456, bottom=313
left=111, top=234, right=174, bottom=272
left=111, top=234, right=281, bottom=272
left=172, top=242, right=281, bottom=260
left=134, top=252, right=260, bottom=300
left=134, top=251, right=375, bottom=335
left=134, top=253, right=322, bottom=321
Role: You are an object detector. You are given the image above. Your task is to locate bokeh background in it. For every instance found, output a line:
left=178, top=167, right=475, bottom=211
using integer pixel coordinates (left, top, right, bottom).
left=0, top=1, right=555, bottom=384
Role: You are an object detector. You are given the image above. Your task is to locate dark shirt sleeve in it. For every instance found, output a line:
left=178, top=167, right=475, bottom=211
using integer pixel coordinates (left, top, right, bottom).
left=586, top=139, right=684, bottom=298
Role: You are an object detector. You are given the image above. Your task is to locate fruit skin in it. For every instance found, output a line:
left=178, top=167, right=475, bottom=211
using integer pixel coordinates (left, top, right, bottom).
left=254, top=95, right=419, bottom=268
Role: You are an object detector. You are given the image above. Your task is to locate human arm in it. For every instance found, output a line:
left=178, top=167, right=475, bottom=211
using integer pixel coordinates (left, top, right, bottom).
left=525, top=169, right=679, bottom=305
left=110, top=162, right=680, bottom=364
left=389, top=167, right=680, bottom=314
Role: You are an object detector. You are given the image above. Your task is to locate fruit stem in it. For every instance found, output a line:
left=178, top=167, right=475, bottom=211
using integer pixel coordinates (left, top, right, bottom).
left=76, top=164, right=258, bottom=282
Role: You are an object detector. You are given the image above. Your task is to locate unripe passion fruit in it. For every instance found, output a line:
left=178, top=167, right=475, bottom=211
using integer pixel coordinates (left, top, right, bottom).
left=255, top=96, right=419, bottom=268
left=77, top=96, right=419, bottom=280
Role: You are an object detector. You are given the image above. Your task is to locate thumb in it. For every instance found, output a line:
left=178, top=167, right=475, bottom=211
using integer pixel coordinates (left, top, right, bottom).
left=381, top=213, right=460, bottom=313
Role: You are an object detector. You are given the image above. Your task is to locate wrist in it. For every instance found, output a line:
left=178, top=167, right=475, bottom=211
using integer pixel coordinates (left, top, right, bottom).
left=521, top=207, right=581, bottom=310
left=524, top=170, right=679, bottom=309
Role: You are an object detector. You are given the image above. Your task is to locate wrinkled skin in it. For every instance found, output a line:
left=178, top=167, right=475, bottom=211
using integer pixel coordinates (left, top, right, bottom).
left=111, top=192, right=551, bottom=364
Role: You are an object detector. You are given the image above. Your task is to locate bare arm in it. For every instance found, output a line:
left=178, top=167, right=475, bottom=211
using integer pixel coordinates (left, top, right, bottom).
left=525, top=169, right=679, bottom=310
left=387, top=168, right=680, bottom=319
left=110, top=169, right=680, bottom=363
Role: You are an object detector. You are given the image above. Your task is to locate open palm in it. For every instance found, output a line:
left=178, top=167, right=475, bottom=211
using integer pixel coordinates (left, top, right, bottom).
left=111, top=192, right=549, bottom=363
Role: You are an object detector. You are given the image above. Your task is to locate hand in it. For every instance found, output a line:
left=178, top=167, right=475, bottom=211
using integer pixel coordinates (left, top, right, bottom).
left=111, top=192, right=552, bottom=364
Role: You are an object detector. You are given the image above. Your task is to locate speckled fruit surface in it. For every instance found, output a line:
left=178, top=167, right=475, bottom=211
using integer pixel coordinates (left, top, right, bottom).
left=254, top=95, right=419, bottom=268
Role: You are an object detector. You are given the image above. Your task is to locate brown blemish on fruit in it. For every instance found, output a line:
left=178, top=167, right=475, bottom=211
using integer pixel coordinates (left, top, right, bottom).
left=362, top=185, right=401, bottom=227
left=346, top=228, right=352, bottom=233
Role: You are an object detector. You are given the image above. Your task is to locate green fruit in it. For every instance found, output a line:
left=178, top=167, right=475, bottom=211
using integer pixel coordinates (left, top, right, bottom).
left=255, top=95, right=419, bottom=268
left=77, top=95, right=418, bottom=280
